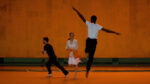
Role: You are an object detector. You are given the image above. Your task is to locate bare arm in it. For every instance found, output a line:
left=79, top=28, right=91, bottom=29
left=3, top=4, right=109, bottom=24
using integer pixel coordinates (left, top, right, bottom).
left=101, top=28, right=120, bottom=35
left=72, top=7, right=86, bottom=23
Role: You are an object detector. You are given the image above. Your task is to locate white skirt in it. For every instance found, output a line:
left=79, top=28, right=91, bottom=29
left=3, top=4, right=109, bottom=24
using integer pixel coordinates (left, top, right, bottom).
left=68, top=52, right=81, bottom=65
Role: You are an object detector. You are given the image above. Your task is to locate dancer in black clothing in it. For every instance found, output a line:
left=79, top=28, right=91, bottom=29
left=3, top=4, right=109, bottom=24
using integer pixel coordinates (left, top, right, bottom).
left=42, top=37, right=69, bottom=77
left=72, top=7, right=120, bottom=78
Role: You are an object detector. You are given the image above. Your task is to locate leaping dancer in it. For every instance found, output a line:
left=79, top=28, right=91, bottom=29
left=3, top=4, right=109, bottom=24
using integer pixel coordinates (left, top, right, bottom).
left=72, top=7, right=120, bottom=78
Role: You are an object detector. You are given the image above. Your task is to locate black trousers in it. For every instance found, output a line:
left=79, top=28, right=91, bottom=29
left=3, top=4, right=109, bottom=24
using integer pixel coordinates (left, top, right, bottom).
left=46, top=56, right=68, bottom=75
left=85, top=38, right=97, bottom=72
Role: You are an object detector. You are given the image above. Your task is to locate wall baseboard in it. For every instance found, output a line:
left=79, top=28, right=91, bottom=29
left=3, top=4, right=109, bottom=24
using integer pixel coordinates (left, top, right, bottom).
left=0, top=58, right=4, bottom=64
left=1, top=58, right=150, bottom=66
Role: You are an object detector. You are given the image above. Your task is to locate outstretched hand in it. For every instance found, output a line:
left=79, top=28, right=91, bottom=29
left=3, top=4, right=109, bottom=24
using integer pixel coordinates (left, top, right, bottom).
left=42, top=50, right=46, bottom=55
left=72, top=6, right=86, bottom=23
left=72, top=7, right=77, bottom=11
left=115, top=32, right=120, bottom=35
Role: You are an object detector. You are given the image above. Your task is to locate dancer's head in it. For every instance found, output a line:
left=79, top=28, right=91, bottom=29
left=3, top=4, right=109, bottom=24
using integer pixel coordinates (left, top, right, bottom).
left=68, top=32, right=74, bottom=40
left=91, top=15, right=97, bottom=23
left=43, top=37, right=49, bottom=44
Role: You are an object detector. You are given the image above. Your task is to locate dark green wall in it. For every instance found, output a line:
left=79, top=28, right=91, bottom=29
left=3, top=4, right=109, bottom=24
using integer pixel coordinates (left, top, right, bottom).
left=1, top=58, right=150, bottom=66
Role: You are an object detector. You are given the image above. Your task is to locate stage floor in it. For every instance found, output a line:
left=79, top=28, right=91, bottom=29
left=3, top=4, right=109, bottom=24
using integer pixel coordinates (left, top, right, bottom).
left=1, top=66, right=150, bottom=84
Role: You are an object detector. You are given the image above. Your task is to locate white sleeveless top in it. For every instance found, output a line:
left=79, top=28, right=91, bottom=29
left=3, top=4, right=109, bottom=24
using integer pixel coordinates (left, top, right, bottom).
left=66, top=39, right=78, bottom=50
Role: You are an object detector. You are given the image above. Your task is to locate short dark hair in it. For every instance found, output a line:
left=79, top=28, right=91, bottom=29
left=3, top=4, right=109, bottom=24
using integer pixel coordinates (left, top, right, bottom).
left=69, top=32, right=74, bottom=36
left=43, top=37, right=49, bottom=42
left=91, top=15, right=97, bottom=21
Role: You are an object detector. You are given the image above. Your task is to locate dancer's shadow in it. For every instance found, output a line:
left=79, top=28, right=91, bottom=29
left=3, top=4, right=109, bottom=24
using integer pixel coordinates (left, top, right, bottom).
left=40, top=76, right=66, bottom=79
left=40, top=76, right=83, bottom=80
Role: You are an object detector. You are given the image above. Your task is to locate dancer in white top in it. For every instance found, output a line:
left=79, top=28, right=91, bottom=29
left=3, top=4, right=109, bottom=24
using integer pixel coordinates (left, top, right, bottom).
left=72, top=7, right=120, bottom=78
left=66, top=32, right=81, bottom=79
